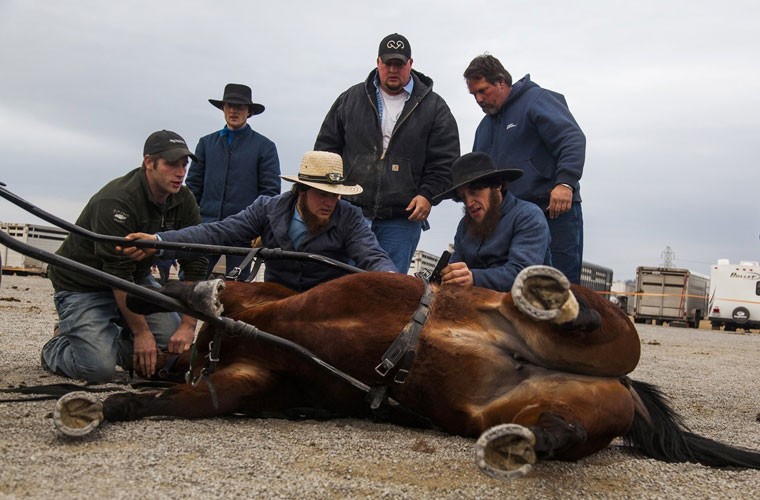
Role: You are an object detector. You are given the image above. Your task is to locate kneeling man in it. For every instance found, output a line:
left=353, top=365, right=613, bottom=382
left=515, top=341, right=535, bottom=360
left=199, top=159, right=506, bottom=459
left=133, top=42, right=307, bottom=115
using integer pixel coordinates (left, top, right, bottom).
left=436, top=152, right=551, bottom=291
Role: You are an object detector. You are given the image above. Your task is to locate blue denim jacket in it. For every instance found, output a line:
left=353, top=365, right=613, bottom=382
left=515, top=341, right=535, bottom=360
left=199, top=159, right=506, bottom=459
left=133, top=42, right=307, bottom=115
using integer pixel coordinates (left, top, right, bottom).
left=158, top=191, right=395, bottom=291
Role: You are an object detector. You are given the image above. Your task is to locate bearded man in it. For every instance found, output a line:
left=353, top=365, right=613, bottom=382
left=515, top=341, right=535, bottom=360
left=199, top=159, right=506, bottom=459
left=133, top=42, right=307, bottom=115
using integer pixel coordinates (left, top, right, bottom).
left=124, top=151, right=396, bottom=292
left=435, top=152, right=551, bottom=292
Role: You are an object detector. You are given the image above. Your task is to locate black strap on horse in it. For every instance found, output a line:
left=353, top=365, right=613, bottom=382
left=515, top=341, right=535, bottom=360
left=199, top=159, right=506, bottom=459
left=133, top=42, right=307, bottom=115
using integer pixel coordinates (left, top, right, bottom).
left=365, top=250, right=449, bottom=412
left=375, top=279, right=433, bottom=383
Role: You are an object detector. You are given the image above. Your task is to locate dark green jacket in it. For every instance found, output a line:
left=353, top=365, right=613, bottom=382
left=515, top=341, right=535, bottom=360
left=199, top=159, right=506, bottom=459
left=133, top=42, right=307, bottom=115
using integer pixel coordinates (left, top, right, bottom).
left=49, top=167, right=207, bottom=292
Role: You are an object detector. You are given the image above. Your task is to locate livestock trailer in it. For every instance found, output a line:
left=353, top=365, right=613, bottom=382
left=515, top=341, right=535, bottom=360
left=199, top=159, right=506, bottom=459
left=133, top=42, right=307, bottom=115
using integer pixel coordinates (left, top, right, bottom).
left=708, top=259, right=760, bottom=332
left=0, top=222, right=68, bottom=275
left=633, top=266, right=709, bottom=328
left=579, top=261, right=614, bottom=293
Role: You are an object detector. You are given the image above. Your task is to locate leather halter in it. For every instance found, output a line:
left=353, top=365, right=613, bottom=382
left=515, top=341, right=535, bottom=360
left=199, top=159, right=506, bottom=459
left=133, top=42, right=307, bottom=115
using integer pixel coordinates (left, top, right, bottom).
left=376, top=279, right=433, bottom=382
left=367, top=279, right=433, bottom=412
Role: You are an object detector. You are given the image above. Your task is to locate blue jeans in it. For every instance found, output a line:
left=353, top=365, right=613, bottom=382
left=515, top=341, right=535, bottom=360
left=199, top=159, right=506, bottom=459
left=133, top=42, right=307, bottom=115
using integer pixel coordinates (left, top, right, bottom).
left=41, top=275, right=180, bottom=382
left=546, top=202, right=584, bottom=284
left=368, top=217, right=422, bottom=274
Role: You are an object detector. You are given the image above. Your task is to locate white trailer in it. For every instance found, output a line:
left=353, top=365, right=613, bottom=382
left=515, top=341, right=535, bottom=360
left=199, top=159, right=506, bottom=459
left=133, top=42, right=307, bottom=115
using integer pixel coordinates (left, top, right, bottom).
left=633, top=266, right=709, bottom=328
left=708, top=259, right=760, bottom=332
left=1, top=222, right=68, bottom=276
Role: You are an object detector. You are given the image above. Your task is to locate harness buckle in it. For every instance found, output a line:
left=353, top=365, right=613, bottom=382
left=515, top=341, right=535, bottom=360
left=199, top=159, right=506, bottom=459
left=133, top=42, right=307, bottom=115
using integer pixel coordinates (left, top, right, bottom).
left=375, top=359, right=394, bottom=377
left=393, top=367, right=410, bottom=384
left=208, top=340, right=220, bottom=363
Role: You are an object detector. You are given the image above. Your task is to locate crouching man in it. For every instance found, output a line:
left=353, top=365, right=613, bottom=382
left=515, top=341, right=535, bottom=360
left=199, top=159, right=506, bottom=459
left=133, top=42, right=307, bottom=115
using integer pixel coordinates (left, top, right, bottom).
left=436, top=152, right=552, bottom=291
left=42, top=130, right=208, bottom=382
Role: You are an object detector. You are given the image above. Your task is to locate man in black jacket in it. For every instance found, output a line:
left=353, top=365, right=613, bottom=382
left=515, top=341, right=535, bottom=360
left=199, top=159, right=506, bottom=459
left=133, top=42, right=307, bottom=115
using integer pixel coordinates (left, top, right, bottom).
left=315, top=33, right=460, bottom=274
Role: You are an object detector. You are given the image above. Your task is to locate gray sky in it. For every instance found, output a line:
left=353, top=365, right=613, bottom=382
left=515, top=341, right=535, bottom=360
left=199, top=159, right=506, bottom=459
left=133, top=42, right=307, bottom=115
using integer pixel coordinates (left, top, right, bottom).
left=1, top=0, right=758, bottom=281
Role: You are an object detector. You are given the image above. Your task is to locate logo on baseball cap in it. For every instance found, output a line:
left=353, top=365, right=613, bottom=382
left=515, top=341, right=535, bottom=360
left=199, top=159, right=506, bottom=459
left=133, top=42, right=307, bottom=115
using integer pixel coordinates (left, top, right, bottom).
left=143, top=130, right=197, bottom=162
left=378, top=33, right=411, bottom=64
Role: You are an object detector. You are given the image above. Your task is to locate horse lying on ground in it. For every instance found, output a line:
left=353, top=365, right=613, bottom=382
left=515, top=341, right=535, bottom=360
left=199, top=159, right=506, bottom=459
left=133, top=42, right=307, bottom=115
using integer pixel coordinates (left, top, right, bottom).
left=54, top=265, right=760, bottom=479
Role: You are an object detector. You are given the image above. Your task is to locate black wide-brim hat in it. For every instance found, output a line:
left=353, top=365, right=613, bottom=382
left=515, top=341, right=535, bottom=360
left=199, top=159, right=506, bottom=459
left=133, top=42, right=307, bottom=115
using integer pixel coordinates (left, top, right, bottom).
left=434, top=152, right=523, bottom=201
left=209, top=83, right=265, bottom=117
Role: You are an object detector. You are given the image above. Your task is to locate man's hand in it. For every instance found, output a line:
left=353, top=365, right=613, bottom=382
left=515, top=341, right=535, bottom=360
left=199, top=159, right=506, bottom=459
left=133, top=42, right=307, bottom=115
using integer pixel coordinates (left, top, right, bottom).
left=118, top=232, right=159, bottom=261
left=167, top=316, right=196, bottom=354
left=440, top=262, right=474, bottom=287
left=547, top=184, right=573, bottom=219
left=132, top=330, right=159, bottom=378
left=406, top=195, right=431, bottom=222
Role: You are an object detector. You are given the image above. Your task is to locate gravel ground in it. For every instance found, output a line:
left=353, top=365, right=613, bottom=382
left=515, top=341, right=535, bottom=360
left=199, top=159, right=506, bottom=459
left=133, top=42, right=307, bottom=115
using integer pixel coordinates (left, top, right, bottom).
left=1, top=273, right=759, bottom=499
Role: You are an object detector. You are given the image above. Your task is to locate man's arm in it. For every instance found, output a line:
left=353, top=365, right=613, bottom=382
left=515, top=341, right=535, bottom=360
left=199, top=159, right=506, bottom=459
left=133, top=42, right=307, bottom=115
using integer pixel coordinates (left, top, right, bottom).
left=314, top=95, right=346, bottom=154
left=113, top=288, right=196, bottom=378
left=531, top=91, right=586, bottom=190
left=469, top=208, right=551, bottom=292
left=113, top=289, right=159, bottom=377
left=342, top=205, right=397, bottom=272
left=416, top=98, right=460, bottom=203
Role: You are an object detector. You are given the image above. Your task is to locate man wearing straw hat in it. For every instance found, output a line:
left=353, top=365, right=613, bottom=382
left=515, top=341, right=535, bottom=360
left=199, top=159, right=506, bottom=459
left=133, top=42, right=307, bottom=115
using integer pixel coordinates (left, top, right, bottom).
left=124, top=151, right=396, bottom=292
left=434, top=152, right=551, bottom=292
left=186, top=83, right=281, bottom=281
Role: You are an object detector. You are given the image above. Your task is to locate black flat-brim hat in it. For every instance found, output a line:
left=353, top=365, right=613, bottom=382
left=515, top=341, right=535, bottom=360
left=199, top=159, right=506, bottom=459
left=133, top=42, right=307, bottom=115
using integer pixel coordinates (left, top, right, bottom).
left=208, top=83, right=265, bottom=117
left=434, top=152, right=523, bottom=201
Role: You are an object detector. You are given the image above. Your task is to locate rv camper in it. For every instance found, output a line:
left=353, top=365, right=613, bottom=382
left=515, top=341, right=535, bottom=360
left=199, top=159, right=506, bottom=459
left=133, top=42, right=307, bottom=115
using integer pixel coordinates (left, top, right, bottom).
left=708, top=259, right=760, bottom=332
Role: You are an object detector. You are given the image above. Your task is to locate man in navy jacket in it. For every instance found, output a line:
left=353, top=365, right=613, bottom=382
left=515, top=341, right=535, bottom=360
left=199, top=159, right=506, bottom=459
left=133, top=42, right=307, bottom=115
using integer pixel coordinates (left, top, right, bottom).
left=464, top=55, right=585, bottom=284
left=436, top=152, right=551, bottom=292
left=186, top=83, right=281, bottom=280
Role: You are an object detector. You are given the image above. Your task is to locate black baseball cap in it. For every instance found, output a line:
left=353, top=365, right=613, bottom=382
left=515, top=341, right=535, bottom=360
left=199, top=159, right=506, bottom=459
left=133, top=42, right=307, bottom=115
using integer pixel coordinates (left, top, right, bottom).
left=143, top=130, right=197, bottom=162
left=378, top=33, right=411, bottom=64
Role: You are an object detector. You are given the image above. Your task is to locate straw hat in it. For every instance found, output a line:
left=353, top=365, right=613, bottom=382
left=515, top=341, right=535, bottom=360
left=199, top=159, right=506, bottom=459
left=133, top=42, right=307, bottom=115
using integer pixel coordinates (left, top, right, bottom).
left=281, top=151, right=363, bottom=196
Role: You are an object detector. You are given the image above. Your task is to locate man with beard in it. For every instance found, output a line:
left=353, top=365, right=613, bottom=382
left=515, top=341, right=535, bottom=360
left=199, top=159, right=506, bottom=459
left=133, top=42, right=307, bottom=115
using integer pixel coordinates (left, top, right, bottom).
left=123, top=151, right=395, bottom=292
left=435, top=152, right=551, bottom=292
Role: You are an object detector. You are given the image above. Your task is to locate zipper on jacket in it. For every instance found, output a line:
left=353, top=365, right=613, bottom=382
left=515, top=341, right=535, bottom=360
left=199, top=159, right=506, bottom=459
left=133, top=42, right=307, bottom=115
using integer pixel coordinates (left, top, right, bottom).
left=380, top=100, right=420, bottom=160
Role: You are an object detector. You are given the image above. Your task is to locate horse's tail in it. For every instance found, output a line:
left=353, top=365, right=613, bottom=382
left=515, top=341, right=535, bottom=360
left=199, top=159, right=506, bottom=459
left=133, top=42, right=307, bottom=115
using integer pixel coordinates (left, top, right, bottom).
left=623, top=379, right=760, bottom=469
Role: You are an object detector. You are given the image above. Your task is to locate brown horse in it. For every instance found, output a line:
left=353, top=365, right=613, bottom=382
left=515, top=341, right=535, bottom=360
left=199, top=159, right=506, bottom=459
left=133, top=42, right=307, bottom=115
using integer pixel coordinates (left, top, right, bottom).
left=54, top=266, right=760, bottom=479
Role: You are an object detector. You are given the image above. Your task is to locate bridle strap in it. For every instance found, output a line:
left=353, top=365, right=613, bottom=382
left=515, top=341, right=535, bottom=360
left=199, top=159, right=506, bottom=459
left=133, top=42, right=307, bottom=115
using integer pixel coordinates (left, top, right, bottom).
left=375, top=279, right=433, bottom=382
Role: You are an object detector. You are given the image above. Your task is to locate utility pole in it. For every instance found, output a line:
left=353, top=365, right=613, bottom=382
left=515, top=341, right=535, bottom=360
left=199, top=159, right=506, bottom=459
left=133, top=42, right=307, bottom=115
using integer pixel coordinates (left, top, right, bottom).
left=661, top=246, right=675, bottom=268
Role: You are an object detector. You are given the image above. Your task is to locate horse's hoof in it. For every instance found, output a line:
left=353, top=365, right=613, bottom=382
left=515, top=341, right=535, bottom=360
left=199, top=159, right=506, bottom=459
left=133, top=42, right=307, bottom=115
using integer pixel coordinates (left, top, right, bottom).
left=511, top=266, right=578, bottom=323
left=475, top=423, right=536, bottom=480
left=189, top=278, right=225, bottom=317
left=53, top=391, right=104, bottom=437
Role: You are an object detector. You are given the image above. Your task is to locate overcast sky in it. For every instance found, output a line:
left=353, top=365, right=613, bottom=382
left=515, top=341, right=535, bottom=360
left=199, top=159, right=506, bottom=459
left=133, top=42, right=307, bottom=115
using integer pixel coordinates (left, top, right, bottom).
left=1, top=0, right=758, bottom=281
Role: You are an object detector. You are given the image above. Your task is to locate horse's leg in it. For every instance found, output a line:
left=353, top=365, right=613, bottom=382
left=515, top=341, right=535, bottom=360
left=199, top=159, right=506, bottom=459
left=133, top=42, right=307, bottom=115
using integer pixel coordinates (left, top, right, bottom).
left=473, top=376, right=634, bottom=479
left=506, top=265, right=641, bottom=376
left=53, top=361, right=288, bottom=436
